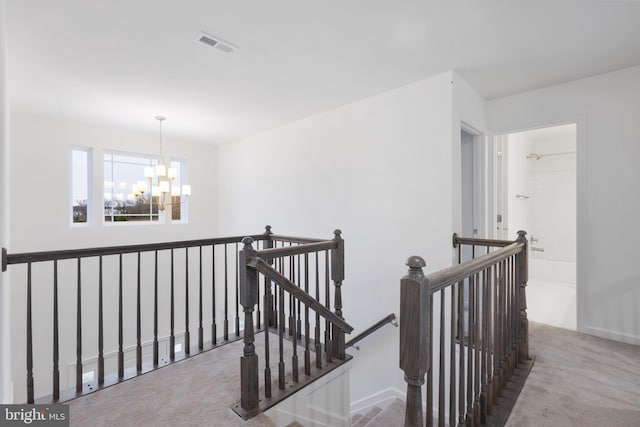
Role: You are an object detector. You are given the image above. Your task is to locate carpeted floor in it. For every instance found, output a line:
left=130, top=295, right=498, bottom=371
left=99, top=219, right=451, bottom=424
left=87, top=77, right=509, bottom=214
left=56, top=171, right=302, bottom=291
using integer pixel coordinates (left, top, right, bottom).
left=68, top=323, right=640, bottom=426
left=68, top=334, right=278, bottom=427
left=506, top=322, right=640, bottom=427
left=349, top=322, right=640, bottom=427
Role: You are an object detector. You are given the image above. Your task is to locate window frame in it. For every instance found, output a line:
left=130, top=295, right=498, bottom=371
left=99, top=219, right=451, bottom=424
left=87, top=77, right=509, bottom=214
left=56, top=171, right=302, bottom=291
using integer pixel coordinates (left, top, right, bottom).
left=70, top=146, right=93, bottom=226
left=103, top=150, right=162, bottom=225
left=169, top=157, right=189, bottom=224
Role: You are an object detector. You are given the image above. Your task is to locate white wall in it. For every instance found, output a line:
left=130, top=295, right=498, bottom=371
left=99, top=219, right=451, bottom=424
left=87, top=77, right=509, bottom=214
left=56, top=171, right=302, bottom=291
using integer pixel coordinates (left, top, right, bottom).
left=0, top=0, right=11, bottom=404
left=8, top=113, right=220, bottom=401
left=10, top=113, right=218, bottom=251
left=451, top=73, right=491, bottom=239
left=527, top=132, right=576, bottom=263
left=506, top=132, right=532, bottom=237
left=488, top=65, right=640, bottom=344
left=506, top=128, right=577, bottom=261
left=217, top=72, right=455, bottom=403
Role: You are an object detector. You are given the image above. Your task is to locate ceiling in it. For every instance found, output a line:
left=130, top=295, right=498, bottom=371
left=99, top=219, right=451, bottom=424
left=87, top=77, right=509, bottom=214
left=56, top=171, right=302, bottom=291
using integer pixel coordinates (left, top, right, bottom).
left=6, top=1, right=640, bottom=144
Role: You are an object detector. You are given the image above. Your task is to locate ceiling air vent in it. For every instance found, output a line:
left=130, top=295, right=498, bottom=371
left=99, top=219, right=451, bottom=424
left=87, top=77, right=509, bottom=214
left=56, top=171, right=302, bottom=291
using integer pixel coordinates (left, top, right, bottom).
left=194, top=32, right=237, bottom=53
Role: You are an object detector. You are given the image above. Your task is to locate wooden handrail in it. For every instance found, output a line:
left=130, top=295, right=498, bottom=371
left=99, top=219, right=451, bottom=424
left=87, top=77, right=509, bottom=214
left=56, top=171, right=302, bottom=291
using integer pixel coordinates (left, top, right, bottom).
left=400, top=231, right=530, bottom=427
left=255, top=240, right=337, bottom=260
left=452, top=232, right=515, bottom=248
left=4, top=226, right=291, bottom=405
left=345, top=313, right=396, bottom=349
left=2, top=234, right=267, bottom=268
left=237, top=230, right=351, bottom=416
left=2, top=225, right=337, bottom=270
left=251, top=257, right=353, bottom=334
left=429, top=241, right=524, bottom=293
left=268, top=234, right=328, bottom=244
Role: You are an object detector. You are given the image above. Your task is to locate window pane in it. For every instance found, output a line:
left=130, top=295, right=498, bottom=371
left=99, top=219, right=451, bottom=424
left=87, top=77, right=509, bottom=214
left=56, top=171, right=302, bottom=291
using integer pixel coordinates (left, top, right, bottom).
left=104, top=152, right=159, bottom=222
left=71, top=148, right=90, bottom=223
left=171, top=160, right=181, bottom=221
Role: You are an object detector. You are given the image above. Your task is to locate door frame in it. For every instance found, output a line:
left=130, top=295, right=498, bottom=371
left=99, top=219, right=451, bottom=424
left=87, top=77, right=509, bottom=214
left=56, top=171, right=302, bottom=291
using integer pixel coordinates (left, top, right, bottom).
left=460, top=122, right=490, bottom=239
left=492, top=117, right=585, bottom=332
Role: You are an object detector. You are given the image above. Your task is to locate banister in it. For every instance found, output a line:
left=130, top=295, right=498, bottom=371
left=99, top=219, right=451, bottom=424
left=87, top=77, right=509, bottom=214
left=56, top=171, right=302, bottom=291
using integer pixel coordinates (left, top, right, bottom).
left=2, top=234, right=267, bottom=265
left=345, top=313, right=397, bottom=349
left=400, top=256, right=430, bottom=427
left=429, top=241, right=525, bottom=293
left=452, top=233, right=515, bottom=249
left=6, top=225, right=358, bottom=413
left=255, top=240, right=337, bottom=260
left=400, top=232, right=531, bottom=427
left=250, top=257, right=353, bottom=334
left=268, top=234, right=328, bottom=244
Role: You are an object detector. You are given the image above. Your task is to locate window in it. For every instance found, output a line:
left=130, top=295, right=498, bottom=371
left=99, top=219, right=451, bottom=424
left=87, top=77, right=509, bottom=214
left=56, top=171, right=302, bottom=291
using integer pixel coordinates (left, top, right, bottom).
left=170, top=159, right=189, bottom=222
left=71, top=147, right=92, bottom=224
left=104, top=152, right=160, bottom=222
left=103, top=152, right=189, bottom=223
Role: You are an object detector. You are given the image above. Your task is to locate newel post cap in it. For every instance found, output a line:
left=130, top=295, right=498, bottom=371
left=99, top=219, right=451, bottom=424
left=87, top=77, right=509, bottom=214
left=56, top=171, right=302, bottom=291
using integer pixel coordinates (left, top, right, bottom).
left=516, top=230, right=527, bottom=241
left=242, top=236, right=255, bottom=249
left=264, top=225, right=272, bottom=235
left=333, top=229, right=342, bottom=240
left=406, top=256, right=426, bottom=275
left=406, top=256, right=426, bottom=269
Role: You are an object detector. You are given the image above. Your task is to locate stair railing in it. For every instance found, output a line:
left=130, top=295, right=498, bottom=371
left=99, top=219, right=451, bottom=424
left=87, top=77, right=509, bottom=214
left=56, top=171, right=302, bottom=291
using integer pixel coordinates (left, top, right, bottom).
left=0, top=225, right=292, bottom=404
left=235, top=230, right=353, bottom=418
left=400, top=231, right=529, bottom=427
left=346, top=313, right=397, bottom=351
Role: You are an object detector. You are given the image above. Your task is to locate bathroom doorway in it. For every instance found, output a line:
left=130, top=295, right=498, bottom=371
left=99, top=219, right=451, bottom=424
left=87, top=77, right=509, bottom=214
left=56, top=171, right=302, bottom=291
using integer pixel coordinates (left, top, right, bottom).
left=496, top=123, right=577, bottom=330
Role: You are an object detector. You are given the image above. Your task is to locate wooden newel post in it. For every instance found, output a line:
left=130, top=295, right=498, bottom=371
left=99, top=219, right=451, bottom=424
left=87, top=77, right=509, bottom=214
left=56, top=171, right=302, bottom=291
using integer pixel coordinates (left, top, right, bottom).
left=239, top=237, right=259, bottom=413
left=331, top=229, right=346, bottom=360
left=400, top=256, right=431, bottom=427
left=516, top=230, right=529, bottom=361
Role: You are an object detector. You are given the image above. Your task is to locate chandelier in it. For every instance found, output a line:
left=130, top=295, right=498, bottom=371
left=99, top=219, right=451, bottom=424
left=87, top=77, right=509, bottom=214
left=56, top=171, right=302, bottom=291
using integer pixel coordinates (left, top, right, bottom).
left=131, top=116, right=191, bottom=213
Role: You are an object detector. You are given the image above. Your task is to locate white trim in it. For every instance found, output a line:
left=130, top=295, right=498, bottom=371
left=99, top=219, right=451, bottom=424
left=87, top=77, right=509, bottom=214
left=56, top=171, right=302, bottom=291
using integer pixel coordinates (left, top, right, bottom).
left=492, top=117, right=585, bottom=333
left=0, top=0, right=9, bottom=401
left=493, top=134, right=508, bottom=239
left=169, top=157, right=188, bottom=224
left=350, top=387, right=447, bottom=422
left=266, top=361, right=352, bottom=427
left=70, top=146, right=93, bottom=227
left=66, top=332, right=188, bottom=389
left=583, top=326, right=640, bottom=346
left=350, top=386, right=405, bottom=414
left=459, top=123, right=488, bottom=240
left=574, top=115, right=588, bottom=335
left=102, top=149, right=161, bottom=225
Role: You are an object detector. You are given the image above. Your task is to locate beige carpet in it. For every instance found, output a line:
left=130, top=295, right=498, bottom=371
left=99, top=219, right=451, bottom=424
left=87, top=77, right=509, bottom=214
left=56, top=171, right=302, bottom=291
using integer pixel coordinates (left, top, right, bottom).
left=506, top=322, right=640, bottom=427
left=68, top=323, right=640, bottom=426
left=349, top=322, right=640, bottom=427
left=68, top=334, right=277, bottom=427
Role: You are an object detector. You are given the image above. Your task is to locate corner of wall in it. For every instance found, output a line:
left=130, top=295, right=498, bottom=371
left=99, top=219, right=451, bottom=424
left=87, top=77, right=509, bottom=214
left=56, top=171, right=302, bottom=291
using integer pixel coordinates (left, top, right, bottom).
left=0, top=0, right=12, bottom=403
left=450, top=70, right=490, bottom=241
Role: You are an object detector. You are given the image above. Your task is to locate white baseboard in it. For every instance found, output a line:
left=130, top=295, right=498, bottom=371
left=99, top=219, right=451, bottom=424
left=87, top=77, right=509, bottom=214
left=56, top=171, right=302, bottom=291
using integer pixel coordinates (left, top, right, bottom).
left=350, top=387, right=446, bottom=423
left=266, top=362, right=352, bottom=427
left=582, top=326, right=640, bottom=345
left=350, top=387, right=405, bottom=415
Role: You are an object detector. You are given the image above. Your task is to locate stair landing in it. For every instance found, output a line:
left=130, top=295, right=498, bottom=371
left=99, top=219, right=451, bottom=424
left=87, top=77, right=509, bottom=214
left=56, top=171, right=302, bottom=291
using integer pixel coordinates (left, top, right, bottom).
left=67, top=329, right=349, bottom=427
left=68, top=333, right=273, bottom=427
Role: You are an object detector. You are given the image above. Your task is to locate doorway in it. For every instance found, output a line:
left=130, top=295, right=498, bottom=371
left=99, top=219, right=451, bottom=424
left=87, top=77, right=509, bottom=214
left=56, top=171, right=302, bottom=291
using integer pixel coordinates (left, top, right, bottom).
left=459, top=126, right=485, bottom=264
left=496, top=124, right=577, bottom=330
